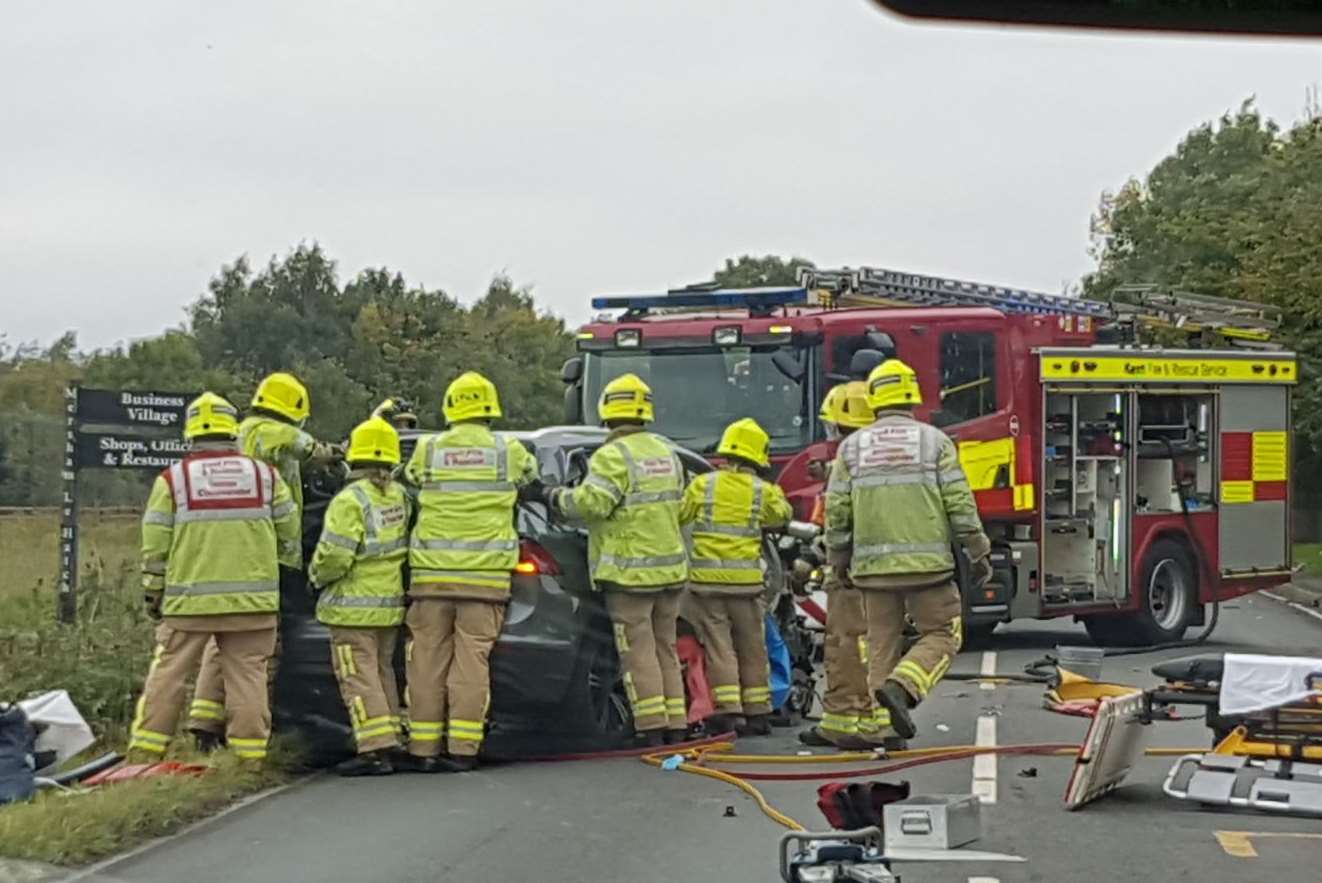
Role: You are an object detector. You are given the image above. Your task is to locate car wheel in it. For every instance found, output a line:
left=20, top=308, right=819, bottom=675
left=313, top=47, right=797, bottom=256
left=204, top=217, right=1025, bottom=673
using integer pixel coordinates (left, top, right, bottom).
left=573, top=635, right=632, bottom=746
left=1084, top=538, right=1197, bottom=647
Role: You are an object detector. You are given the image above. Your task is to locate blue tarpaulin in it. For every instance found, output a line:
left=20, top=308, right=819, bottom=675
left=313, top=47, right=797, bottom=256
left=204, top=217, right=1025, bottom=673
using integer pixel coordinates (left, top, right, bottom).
left=765, top=614, right=792, bottom=710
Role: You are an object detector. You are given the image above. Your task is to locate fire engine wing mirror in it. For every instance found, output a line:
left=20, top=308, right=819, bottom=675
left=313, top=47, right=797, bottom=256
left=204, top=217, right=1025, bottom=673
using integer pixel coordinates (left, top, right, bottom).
left=561, top=357, right=583, bottom=383
left=849, top=348, right=887, bottom=380
left=771, top=349, right=806, bottom=383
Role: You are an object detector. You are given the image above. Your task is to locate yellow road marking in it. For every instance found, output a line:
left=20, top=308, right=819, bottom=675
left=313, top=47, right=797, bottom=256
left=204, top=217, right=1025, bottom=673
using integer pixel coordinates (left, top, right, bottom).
left=1215, top=830, right=1322, bottom=859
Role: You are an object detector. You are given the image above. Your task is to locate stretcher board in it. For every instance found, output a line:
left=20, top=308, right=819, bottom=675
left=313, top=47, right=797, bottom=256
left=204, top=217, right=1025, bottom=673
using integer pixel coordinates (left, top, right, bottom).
left=1064, top=692, right=1150, bottom=810
left=1164, top=754, right=1322, bottom=817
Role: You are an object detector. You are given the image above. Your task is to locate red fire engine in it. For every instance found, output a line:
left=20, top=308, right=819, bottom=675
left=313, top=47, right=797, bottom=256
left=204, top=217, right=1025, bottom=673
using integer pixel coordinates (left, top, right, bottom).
left=562, top=266, right=1296, bottom=644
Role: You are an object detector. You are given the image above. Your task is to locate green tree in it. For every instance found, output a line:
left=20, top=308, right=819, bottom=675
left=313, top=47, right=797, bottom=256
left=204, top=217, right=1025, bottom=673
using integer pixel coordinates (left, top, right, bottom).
left=1086, top=98, right=1322, bottom=477
left=713, top=254, right=815, bottom=288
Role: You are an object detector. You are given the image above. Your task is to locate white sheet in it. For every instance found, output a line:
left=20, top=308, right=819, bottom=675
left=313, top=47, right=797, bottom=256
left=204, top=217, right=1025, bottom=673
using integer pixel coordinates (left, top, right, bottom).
left=18, top=690, right=94, bottom=771
left=1219, top=653, right=1322, bottom=716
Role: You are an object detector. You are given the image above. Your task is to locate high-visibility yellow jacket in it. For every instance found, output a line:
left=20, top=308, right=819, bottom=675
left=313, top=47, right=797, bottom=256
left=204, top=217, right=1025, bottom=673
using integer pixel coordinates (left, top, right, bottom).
left=404, top=422, right=536, bottom=602
left=309, top=476, right=411, bottom=627
left=825, top=411, right=989, bottom=586
left=141, top=448, right=299, bottom=616
left=239, top=414, right=318, bottom=568
left=554, top=428, right=688, bottom=592
left=680, top=464, right=792, bottom=592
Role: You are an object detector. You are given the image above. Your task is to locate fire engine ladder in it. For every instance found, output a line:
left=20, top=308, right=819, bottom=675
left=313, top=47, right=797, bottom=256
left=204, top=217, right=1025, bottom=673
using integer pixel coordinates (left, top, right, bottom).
left=798, top=266, right=1281, bottom=346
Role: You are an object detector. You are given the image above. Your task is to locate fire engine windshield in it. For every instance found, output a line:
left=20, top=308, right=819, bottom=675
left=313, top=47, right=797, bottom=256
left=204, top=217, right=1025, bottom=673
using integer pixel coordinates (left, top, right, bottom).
left=582, top=346, right=811, bottom=454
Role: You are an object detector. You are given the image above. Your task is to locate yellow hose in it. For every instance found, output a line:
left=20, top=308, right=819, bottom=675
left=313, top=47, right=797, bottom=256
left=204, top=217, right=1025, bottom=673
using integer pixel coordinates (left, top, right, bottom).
left=642, top=742, right=1212, bottom=832
left=642, top=746, right=807, bottom=831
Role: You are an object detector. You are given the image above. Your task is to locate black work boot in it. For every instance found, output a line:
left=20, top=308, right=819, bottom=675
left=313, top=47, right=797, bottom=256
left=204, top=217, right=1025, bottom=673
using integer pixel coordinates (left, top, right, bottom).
left=664, top=728, right=691, bottom=745
left=875, top=680, right=917, bottom=740
left=192, top=730, right=225, bottom=754
left=336, top=750, right=395, bottom=777
left=704, top=713, right=742, bottom=736
left=737, top=714, right=772, bottom=737
left=634, top=730, right=666, bottom=749
left=434, top=754, right=478, bottom=773
left=395, top=753, right=444, bottom=774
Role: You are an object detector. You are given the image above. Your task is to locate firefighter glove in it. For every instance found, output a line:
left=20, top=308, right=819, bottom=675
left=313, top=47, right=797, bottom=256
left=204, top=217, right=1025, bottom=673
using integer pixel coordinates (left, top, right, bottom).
left=971, top=554, right=994, bottom=589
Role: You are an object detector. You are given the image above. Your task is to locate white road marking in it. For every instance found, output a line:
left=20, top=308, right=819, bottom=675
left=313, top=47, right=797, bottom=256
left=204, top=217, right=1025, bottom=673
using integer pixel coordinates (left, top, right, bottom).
left=968, top=877, right=1001, bottom=883
left=1262, top=590, right=1322, bottom=624
left=979, top=650, right=997, bottom=691
left=973, top=713, right=998, bottom=805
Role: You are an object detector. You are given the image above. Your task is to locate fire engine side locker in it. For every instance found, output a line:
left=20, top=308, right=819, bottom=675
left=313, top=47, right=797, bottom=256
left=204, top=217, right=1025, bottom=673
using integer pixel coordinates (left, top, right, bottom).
left=1037, top=348, right=1298, bottom=617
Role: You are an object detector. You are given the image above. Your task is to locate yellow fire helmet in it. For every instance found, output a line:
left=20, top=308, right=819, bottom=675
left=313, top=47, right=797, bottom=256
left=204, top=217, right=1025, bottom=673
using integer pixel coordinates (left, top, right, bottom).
left=717, top=417, right=771, bottom=469
left=253, top=372, right=311, bottom=424
left=444, top=371, right=502, bottom=424
left=347, top=416, right=401, bottom=466
left=837, top=380, right=875, bottom=429
left=598, top=373, right=654, bottom=424
left=866, top=358, right=923, bottom=411
left=819, top=384, right=848, bottom=427
left=184, top=392, right=240, bottom=441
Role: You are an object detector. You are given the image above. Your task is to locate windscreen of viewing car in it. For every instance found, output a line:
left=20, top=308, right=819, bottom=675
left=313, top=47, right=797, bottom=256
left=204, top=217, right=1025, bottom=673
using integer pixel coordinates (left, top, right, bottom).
left=583, top=346, right=811, bottom=454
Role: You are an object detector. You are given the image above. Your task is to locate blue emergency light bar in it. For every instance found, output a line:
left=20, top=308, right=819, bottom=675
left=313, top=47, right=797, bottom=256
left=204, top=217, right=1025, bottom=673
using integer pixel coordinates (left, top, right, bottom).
left=591, top=287, right=809, bottom=312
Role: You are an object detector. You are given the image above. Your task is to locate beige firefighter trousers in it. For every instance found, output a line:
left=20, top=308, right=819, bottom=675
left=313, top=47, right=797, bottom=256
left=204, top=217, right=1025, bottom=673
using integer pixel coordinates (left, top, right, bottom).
left=862, top=580, right=963, bottom=705
left=605, top=588, right=686, bottom=732
left=404, top=597, right=505, bottom=758
left=330, top=626, right=402, bottom=754
left=821, top=579, right=889, bottom=740
left=130, top=622, right=276, bottom=760
left=187, top=633, right=281, bottom=735
left=682, top=589, right=772, bottom=717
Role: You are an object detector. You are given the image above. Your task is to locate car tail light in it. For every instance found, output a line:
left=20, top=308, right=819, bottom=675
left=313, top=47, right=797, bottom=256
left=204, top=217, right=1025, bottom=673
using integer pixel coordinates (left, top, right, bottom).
left=515, top=539, right=561, bottom=576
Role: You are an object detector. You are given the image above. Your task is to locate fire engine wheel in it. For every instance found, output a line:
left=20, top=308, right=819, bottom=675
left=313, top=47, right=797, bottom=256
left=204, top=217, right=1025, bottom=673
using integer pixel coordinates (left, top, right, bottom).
left=1084, top=539, right=1197, bottom=647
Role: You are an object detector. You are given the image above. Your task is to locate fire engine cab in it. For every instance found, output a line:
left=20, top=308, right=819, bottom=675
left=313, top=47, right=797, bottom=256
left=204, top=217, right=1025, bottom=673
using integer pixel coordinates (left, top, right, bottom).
left=562, top=266, right=1296, bottom=644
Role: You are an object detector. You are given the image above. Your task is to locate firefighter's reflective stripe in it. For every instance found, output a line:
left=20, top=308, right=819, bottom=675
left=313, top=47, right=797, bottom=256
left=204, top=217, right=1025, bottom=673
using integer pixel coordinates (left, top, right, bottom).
left=229, top=736, right=268, bottom=759
left=665, top=697, right=686, bottom=717
left=712, top=684, right=742, bottom=706
left=893, top=654, right=952, bottom=698
left=189, top=697, right=225, bottom=722
left=354, top=715, right=398, bottom=742
left=129, top=728, right=171, bottom=753
left=412, top=537, right=518, bottom=552
left=742, top=685, right=771, bottom=705
left=632, top=695, right=666, bottom=717
left=597, top=552, right=688, bottom=570
left=410, top=721, right=445, bottom=742
left=448, top=719, right=486, bottom=743
left=821, top=712, right=859, bottom=735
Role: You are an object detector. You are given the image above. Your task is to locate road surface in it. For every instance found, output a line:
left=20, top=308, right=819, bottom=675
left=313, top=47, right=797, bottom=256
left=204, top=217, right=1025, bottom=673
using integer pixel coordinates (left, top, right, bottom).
left=89, top=592, right=1322, bottom=883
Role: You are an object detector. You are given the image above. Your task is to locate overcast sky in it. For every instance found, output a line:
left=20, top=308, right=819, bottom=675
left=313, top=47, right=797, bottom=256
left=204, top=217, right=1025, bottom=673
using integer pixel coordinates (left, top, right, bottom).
left=2, top=1, right=1319, bottom=350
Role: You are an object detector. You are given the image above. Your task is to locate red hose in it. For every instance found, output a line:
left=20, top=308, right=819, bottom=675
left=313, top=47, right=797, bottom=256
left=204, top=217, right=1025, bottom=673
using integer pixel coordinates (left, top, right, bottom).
left=702, top=743, right=1079, bottom=781
left=518, top=731, right=738, bottom=763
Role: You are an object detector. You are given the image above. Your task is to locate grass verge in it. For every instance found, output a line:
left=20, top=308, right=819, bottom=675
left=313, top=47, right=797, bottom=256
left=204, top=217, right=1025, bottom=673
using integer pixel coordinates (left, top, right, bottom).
left=1294, top=543, right=1322, bottom=579
left=0, top=747, right=297, bottom=866
left=1, top=548, right=305, bottom=867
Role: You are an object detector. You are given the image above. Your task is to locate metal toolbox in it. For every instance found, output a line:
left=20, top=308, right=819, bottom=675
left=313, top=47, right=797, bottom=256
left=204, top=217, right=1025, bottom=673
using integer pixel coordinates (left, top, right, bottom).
left=882, top=795, right=981, bottom=851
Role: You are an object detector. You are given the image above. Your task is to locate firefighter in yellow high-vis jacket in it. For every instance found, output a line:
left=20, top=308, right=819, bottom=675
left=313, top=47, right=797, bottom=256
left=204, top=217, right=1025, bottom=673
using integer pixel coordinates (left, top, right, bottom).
left=679, top=418, right=791, bottom=737
left=398, top=372, right=536, bottom=772
left=309, top=416, right=411, bottom=777
left=129, top=393, right=298, bottom=763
